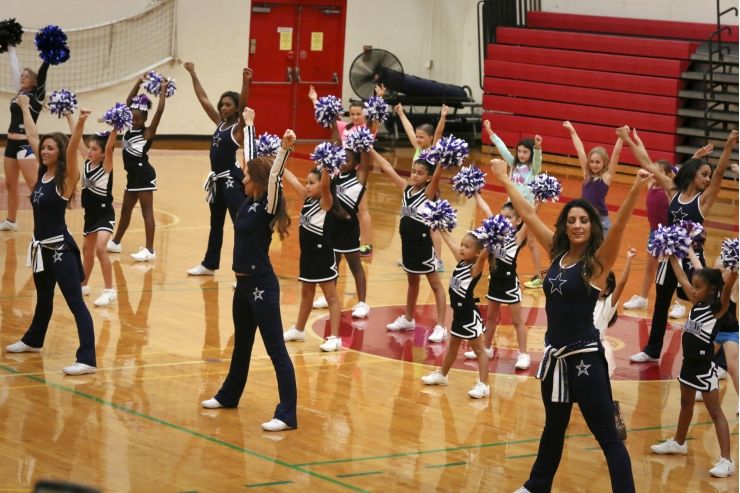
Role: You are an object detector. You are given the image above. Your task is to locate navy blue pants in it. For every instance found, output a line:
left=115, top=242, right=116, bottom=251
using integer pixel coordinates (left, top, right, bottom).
left=201, top=174, right=245, bottom=270
left=524, top=351, right=634, bottom=493
left=22, top=246, right=96, bottom=367
left=215, top=273, right=297, bottom=427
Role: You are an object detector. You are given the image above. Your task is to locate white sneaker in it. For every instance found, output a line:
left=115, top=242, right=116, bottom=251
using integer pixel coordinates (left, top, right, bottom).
left=0, top=219, right=18, bottom=231
left=262, top=418, right=293, bottom=431
left=717, top=367, right=728, bottom=380
left=81, top=285, right=91, bottom=296
left=630, top=351, right=660, bottom=363
left=709, top=457, right=735, bottom=477
left=62, top=362, right=96, bottom=375
left=131, top=247, right=155, bottom=262
left=428, top=324, right=448, bottom=343
left=94, top=289, right=117, bottom=307
left=387, top=315, right=415, bottom=331
left=319, top=335, right=342, bottom=352
left=623, top=295, right=648, bottom=310
left=201, top=398, right=223, bottom=409
left=421, top=369, right=449, bottom=385
left=187, top=264, right=215, bottom=276
left=106, top=240, right=121, bottom=253
left=515, top=352, right=531, bottom=370
left=669, top=301, right=686, bottom=319
left=351, top=301, right=370, bottom=319
left=468, top=379, right=490, bottom=399
left=283, top=327, right=306, bottom=342
left=695, top=390, right=704, bottom=401
left=650, top=438, right=688, bottom=455
left=5, top=340, right=41, bottom=353
left=313, top=296, right=328, bottom=309
left=464, top=346, right=494, bottom=360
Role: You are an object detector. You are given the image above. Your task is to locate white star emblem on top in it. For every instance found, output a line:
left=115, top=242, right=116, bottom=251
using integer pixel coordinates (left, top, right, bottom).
left=671, top=207, right=688, bottom=223
left=32, top=190, right=44, bottom=203
left=248, top=203, right=259, bottom=212
left=52, top=250, right=63, bottom=263
left=212, top=135, right=221, bottom=148
left=252, top=287, right=264, bottom=301
left=548, top=272, right=568, bottom=295
left=575, top=360, right=591, bottom=376
left=225, top=178, right=235, bottom=188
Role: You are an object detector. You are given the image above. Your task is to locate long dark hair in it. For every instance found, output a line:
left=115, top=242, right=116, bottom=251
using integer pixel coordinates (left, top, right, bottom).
left=246, top=156, right=291, bottom=239
left=550, top=199, right=604, bottom=283
left=694, top=268, right=724, bottom=313
left=38, top=133, right=75, bottom=208
left=515, top=137, right=535, bottom=165
left=674, top=158, right=712, bottom=192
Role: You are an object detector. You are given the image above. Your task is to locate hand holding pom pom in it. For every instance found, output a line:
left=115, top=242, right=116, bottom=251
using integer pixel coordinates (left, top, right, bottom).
left=452, top=166, right=487, bottom=198
left=527, top=173, right=562, bottom=203
left=142, top=71, right=177, bottom=97
left=256, top=132, right=281, bottom=157
left=676, top=220, right=705, bottom=250
left=282, top=129, right=297, bottom=149
left=363, top=96, right=390, bottom=124
left=490, top=158, right=508, bottom=179
left=130, top=94, right=152, bottom=112
left=35, top=25, right=70, bottom=65
left=434, top=135, right=469, bottom=169
left=48, top=89, right=77, bottom=118
left=417, top=148, right=440, bottom=167
left=472, top=215, right=516, bottom=253
left=0, top=18, right=23, bottom=53
left=310, top=142, right=345, bottom=176
left=103, top=103, right=133, bottom=132
left=314, top=95, right=343, bottom=128
left=345, top=127, right=375, bottom=153
left=648, top=223, right=691, bottom=259
left=418, top=199, right=457, bottom=232
left=721, top=238, right=738, bottom=272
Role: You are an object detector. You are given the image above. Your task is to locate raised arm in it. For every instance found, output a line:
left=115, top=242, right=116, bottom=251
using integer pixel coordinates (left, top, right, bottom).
left=267, top=129, right=295, bottom=215
left=604, top=137, right=623, bottom=186
left=125, top=75, right=143, bottom=106
left=483, top=119, right=514, bottom=165
left=281, top=168, right=307, bottom=200
left=65, top=113, right=89, bottom=158
left=718, top=271, right=739, bottom=319
left=16, top=95, right=39, bottom=156
left=34, top=61, right=49, bottom=103
left=8, top=46, right=21, bottom=92
left=611, top=247, right=636, bottom=307
left=563, top=121, right=588, bottom=176
left=532, top=134, right=543, bottom=174
left=669, top=256, right=696, bottom=304
left=700, top=129, right=738, bottom=213
left=394, top=103, right=418, bottom=148
left=692, top=143, right=714, bottom=160
left=143, top=79, right=168, bottom=140
left=432, top=105, right=448, bottom=145
left=65, top=109, right=90, bottom=196
left=425, top=162, right=443, bottom=200
left=234, top=67, right=252, bottom=144
left=183, top=62, right=220, bottom=124
left=474, top=192, right=493, bottom=217
left=319, top=167, right=333, bottom=211
left=687, top=247, right=704, bottom=271
left=355, top=150, right=370, bottom=185
left=102, top=129, right=118, bottom=173
left=368, top=84, right=384, bottom=134
left=242, top=107, right=255, bottom=162
left=370, top=148, right=406, bottom=190
left=440, top=230, right=463, bottom=262
left=471, top=247, right=489, bottom=278
left=617, top=126, right=674, bottom=193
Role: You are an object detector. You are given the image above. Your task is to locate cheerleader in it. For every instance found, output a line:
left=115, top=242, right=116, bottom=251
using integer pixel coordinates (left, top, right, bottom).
left=372, top=149, right=448, bottom=342
left=184, top=64, right=252, bottom=276
left=5, top=97, right=96, bottom=375
left=650, top=251, right=737, bottom=478
left=65, top=113, right=118, bottom=306
left=421, top=230, right=490, bottom=398
left=106, top=77, right=170, bottom=261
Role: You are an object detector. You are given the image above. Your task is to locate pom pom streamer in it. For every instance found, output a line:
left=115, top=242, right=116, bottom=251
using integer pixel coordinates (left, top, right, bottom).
left=34, top=25, right=70, bottom=65
left=129, top=94, right=152, bottom=111
left=363, top=96, right=390, bottom=124
left=0, top=18, right=23, bottom=53
left=48, top=89, right=77, bottom=118
left=648, top=223, right=691, bottom=260
left=434, top=135, right=469, bottom=169
left=676, top=220, right=705, bottom=250
left=142, top=71, right=177, bottom=97
left=255, top=132, right=281, bottom=157
left=310, top=142, right=346, bottom=176
left=418, top=199, right=457, bottom=232
left=721, top=238, right=738, bottom=272
left=345, top=127, right=375, bottom=153
left=527, top=173, right=562, bottom=203
left=416, top=148, right=440, bottom=167
left=472, top=215, right=516, bottom=252
left=314, top=95, right=343, bottom=128
left=452, top=165, right=486, bottom=198
left=103, top=103, right=133, bottom=132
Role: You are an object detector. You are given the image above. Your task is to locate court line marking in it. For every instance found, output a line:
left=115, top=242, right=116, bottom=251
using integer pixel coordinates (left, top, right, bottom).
left=245, top=480, right=293, bottom=488
left=335, top=471, right=384, bottom=478
left=424, top=461, right=467, bottom=469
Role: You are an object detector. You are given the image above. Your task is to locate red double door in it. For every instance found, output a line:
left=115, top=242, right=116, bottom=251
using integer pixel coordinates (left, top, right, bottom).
left=247, top=0, right=347, bottom=139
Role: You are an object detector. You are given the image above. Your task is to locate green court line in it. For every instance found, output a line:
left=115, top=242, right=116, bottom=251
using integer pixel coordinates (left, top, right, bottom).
left=245, top=480, right=293, bottom=488
left=336, top=471, right=384, bottom=478
left=583, top=447, right=601, bottom=451
left=424, top=461, right=467, bottom=469
left=505, top=453, right=539, bottom=460
left=0, top=365, right=367, bottom=493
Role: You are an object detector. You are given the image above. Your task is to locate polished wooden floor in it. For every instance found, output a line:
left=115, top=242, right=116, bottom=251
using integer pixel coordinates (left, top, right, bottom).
left=0, top=144, right=738, bottom=492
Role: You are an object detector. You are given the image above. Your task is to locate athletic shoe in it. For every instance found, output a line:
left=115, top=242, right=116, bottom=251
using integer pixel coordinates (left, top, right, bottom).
left=283, top=327, right=306, bottom=342
left=106, top=240, right=121, bottom=253
left=5, top=340, right=41, bottom=353
left=131, top=247, right=155, bottom=262
left=421, top=369, right=448, bottom=385
left=464, top=346, right=494, bottom=360
left=387, top=316, right=415, bottom=331
left=717, top=367, right=728, bottom=380
left=62, top=362, right=96, bottom=375
left=359, top=244, right=373, bottom=257
left=623, top=295, right=648, bottom=310
left=515, top=352, right=531, bottom=370
left=513, top=488, right=533, bottom=493
left=435, top=259, right=445, bottom=272
left=313, top=296, right=329, bottom=309
left=709, top=457, right=735, bottom=478
left=468, top=379, right=490, bottom=399
left=695, top=390, right=703, bottom=401
left=0, top=219, right=18, bottom=231
left=614, top=400, right=627, bottom=441
left=262, top=418, right=294, bottom=432
left=650, top=438, right=688, bottom=455
left=523, top=276, right=543, bottom=289
left=428, top=324, right=448, bottom=343
left=94, top=289, right=117, bottom=307
left=351, top=301, right=370, bottom=319
left=81, top=285, right=91, bottom=296
left=629, top=351, right=660, bottom=363
left=187, top=264, right=215, bottom=276
left=669, top=301, right=686, bottom=319
left=201, top=398, right=223, bottom=409
left=319, top=335, right=342, bottom=352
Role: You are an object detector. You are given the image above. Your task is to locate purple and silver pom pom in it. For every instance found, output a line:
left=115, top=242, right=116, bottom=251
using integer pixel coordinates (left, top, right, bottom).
left=416, top=148, right=440, bottom=167
left=345, top=127, right=375, bottom=153
left=527, top=173, right=562, bottom=203
left=721, top=238, right=739, bottom=272
left=363, top=96, right=390, bottom=124
left=314, top=95, right=344, bottom=128
left=648, top=223, right=691, bottom=259
left=418, top=199, right=457, bottom=232
left=34, top=25, right=70, bottom=65
left=472, top=214, right=516, bottom=253
left=129, top=94, right=152, bottom=112
left=48, top=89, right=77, bottom=118
left=142, top=71, right=176, bottom=97
left=676, top=220, right=705, bottom=250
left=103, top=103, right=133, bottom=132
left=310, top=142, right=346, bottom=176
left=434, top=135, right=469, bottom=169
left=0, top=18, right=23, bottom=53
left=452, top=165, right=487, bottom=198
left=256, top=132, right=281, bottom=157
left=95, top=130, right=111, bottom=138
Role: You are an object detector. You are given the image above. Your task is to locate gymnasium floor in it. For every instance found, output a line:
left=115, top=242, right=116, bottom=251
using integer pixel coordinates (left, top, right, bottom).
left=0, top=144, right=737, bottom=492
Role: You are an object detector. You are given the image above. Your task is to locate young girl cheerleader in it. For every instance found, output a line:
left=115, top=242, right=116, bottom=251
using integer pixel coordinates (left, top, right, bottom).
left=106, top=77, right=170, bottom=262
left=65, top=113, right=118, bottom=306
left=5, top=96, right=96, bottom=376
left=463, top=200, right=530, bottom=370
left=371, top=149, right=448, bottom=342
left=563, top=121, right=623, bottom=235
left=650, top=250, right=737, bottom=478
left=281, top=165, right=343, bottom=352
left=184, top=64, right=252, bottom=276
left=421, top=230, right=490, bottom=398
left=483, top=119, right=544, bottom=288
